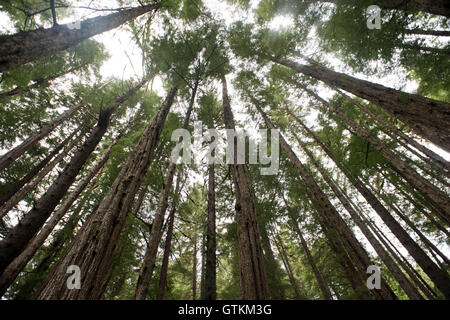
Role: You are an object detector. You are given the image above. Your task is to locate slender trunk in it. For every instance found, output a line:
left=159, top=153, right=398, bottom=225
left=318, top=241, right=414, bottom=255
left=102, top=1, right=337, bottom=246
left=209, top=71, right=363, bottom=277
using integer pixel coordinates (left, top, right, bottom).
left=256, top=104, right=390, bottom=299
left=286, top=107, right=450, bottom=299
left=274, top=236, right=306, bottom=300
left=34, top=87, right=177, bottom=300
left=0, top=102, right=84, bottom=172
left=304, top=88, right=450, bottom=225
left=134, top=83, right=197, bottom=300
left=156, top=205, right=176, bottom=300
left=202, top=162, right=217, bottom=300
left=297, top=139, right=424, bottom=299
left=404, top=29, right=450, bottom=37
left=0, top=3, right=162, bottom=72
left=259, top=224, right=286, bottom=300
left=0, top=108, right=112, bottom=275
left=403, top=44, right=450, bottom=55
left=221, top=75, right=270, bottom=300
left=192, top=233, right=198, bottom=300
left=270, top=57, right=450, bottom=152
left=0, top=142, right=113, bottom=296
left=0, top=129, right=85, bottom=219
left=0, top=131, right=76, bottom=208
left=289, top=218, right=333, bottom=300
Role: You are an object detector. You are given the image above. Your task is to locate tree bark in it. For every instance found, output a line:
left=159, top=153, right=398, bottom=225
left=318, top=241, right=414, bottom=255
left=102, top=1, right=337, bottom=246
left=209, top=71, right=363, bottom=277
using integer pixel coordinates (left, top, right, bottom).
left=286, top=106, right=450, bottom=299
left=202, top=162, right=217, bottom=300
left=0, top=3, right=162, bottom=72
left=134, top=83, right=197, bottom=300
left=0, top=130, right=76, bottom=208
left=221, top=75, right=270, bottom=300
left=0, top=108, right=112, bottom=275
left=0, top=142, right=111, bottom=296
left=34, top=87, right=177, bottom=300
left=270, top=57, right=450, bottom=152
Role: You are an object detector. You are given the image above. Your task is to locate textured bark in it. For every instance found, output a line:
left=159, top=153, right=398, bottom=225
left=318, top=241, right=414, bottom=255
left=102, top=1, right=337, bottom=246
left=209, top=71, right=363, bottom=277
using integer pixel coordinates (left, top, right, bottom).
left=34, top=87, right=176, bottom=300
left=287, top=107, right=450, bottom=299
left=156, top=204, right=176, bottom=300
left=271, top=57, right=450, bottom=152
left=256, top=105, right=393, bottom=299
left=221, top=76, right=270, bottom=300
left=0, top=129, right=85, bottom=219
left=134, top=84, right=197, bottom=300
left=0, top=144, right=111, bottom=296
left=305, top=89, right=450, bottom=227
left=298, top=138, right=424, bottom=299
left=274, top=235, right=306, bottom=300
left=0, top=102, right=84, bottom=172
left=335, top=89, right=450, bottom=177
left=288, top=218, right=332, bottom=300
left=202, top=163, right=217, bottom=300
left=259, top=224, right=286, bottom=300
left=0, top=131, right=76, bottom=208
left=0, top=3, right=161, bottom=72
left=0, top=108, right=112, bottom=275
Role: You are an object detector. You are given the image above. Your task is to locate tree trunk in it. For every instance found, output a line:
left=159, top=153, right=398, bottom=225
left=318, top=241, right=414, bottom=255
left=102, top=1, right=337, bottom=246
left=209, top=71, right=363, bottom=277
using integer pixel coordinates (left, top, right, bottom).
left=0, top=108, right=112, bottom=275
left=221, top=75, right=270, bottom=300
left=297, top=138, right=424, bottom=299
left=256, top=105, right=393, bottom=299
left=404, top=29, right=450, bottom=37
left=286, top=106, right=450, bottom=299
left=34, top=87, right=177, bottom=300
left=0, top=3, right=162, bottom=72
left=134, top=83, right=198, bottom=300
left=0, top=130, right=76, bottom=208
left=288, top=217, right=333, bottom=300
left=192, top=233, right=198, bottom=300
left=0, top=102, right=84, bottom=172
left=0, top=143, right=111, bottom=296
left=270, top=56, right=450, bottom=152
left=202, top=162, right=217, bottom=300
left=0, top=128, right=85, bottom=219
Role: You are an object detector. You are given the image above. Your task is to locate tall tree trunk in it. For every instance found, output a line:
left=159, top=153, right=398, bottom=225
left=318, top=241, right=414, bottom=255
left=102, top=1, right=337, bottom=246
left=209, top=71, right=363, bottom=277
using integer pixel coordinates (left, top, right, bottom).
left=274, top=235, right=306, bottom=300
left=221, top=75, right=270, bottom=300
left=192, top=233, right=198, bottom=300
left=255, top=104, right=394, bottom=299
left=287, top=216, right=333, bottom=300
left=0, top=3, right=162, bottom=72
left=259, top=224, right=286, bottom=300
left=286, top=106, right=450, bottom=299
left=0, top=102, right=84, bottom=172
left=34, top=87, right=177, bottom=300
left=0, top=128, right=85, bottom=219
left=404, top=29, right=450, bottom=37
left=202, top=162, right=217, bottom=300
left=297, top=137, right=424, bottom=299
left=0, top=142, right=113, bottom=296
left=0, top=130, right=76, bottom=208
left=157, top=175, right=183, bottom=300
left=0, top=108, right=112, bottom=275
left=303, top=88, right=450, bottom=226
left=134, top=83, right=198, bottom=300
left=270, top=57, right=450, bottom=152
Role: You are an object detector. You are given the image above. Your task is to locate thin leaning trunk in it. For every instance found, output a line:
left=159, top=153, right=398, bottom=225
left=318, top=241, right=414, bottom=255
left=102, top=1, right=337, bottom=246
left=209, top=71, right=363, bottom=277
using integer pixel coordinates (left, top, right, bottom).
left=34, top=87, right=177, bottom=300
left=202, top=162, right=217, bottom=300
left=0, top=130, right=76, bottom=208
left=296, top=137, right=424, bottom=299
left=0, top=102, right=84, bottom=172
left=270, top=56, right=450, bottom=152
left=0, top=142, right=112, bottom=296
left=134, top=83, right=198, bottom=300
left=221, top=75, right=270, bottom=300
left=0, top=108, right=112, bottom=275
left=286, top=106, right=450, bottom=299
left=256, top=105, right=394, bottom=300
left=0, top=129, right=85, bottom=219
left=0, top=3, right=162, bottom=72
